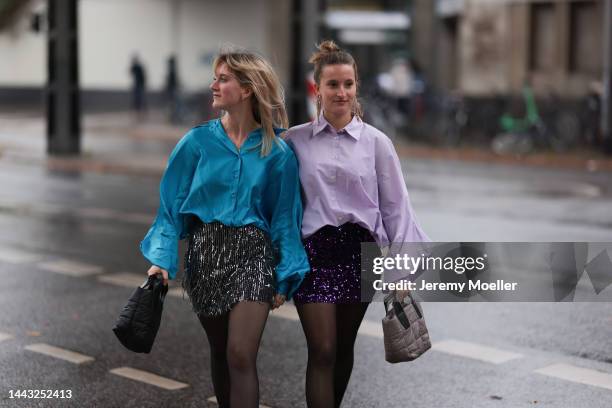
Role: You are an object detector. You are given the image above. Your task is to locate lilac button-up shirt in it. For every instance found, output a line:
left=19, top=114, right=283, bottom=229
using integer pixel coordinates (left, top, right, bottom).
left=285, top=113, right=430, bottom=248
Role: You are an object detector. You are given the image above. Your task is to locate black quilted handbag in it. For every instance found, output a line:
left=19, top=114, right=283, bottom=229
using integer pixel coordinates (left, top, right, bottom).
left=113, top=274, right=168, bottom=353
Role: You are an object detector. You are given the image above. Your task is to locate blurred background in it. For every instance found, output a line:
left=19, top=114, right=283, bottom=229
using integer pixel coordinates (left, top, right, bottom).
left=1, top=1, right=612, bottom=407
left=1, top=0, right=611, bottom=156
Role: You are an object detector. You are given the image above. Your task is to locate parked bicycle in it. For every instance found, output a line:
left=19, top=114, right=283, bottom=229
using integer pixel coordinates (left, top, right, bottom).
left=434, top=91, right=469, bottom=147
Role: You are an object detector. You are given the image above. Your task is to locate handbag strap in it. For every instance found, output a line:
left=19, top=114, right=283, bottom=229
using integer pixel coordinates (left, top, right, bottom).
left=384, top=292, right=423, bottom=329
left=392, top=301, right=411, bottom=329
left=154, top=276, right=169, bottom=303
left=409, top=294, right=423, bottom=319
left=142, top=275, right=169, bottom=303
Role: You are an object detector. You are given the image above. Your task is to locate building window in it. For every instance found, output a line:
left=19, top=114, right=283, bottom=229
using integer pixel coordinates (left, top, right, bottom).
left=569, top=1, right=602, bottom=75
left=529, top=2, right=556, bottom=72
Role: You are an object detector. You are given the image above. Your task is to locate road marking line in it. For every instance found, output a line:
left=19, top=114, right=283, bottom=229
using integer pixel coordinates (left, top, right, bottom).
left=37, top=259, right=103, bottom=277
left=207, top=396, right=271, bottom=408
left=358, top=320, right=383, bottom=338
left=113, top=213, right=152, bottom=225
left=24, top=343, right=94, bottom=364
left=269, top=305, right=382, bottom=339
left=535, top=363, right=612, bottom=391
left=97, top=272, right=146, bottom=288
left=110, top=367, right=188, bottom=390
left=432, top=339, right=523, bottom=364
left=77, top=208, right=152, bottom=225
left=97, top=273, right=184, bottom=298
left=0, top=248, right=41, bottom=264
left=269, top=304, right=382, bottom=337
left=167, top=287, right=184, bottom=298
left=0, top=332, right=13, bottom=342
left=269, top=306, right=524, bottom=367
left=76, top=207, right=117, bottom=219
left=269, top=303, right=300, bottom=321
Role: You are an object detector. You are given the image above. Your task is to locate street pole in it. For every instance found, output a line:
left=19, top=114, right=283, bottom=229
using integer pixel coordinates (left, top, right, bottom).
left=290, top=0, right=324, bottom=124
left=602, top=0, right=612, bottom=153
left=47, top=0, right=80, bottom=155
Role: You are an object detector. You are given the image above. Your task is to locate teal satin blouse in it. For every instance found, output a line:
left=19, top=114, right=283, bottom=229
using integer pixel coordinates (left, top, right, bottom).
left=140, top=119, right=309, bottom=298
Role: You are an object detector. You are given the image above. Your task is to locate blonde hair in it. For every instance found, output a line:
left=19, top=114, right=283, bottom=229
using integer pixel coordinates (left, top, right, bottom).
left=309, top=40, right=363, bottom=119
left=213, top=47, right=288, bottom=156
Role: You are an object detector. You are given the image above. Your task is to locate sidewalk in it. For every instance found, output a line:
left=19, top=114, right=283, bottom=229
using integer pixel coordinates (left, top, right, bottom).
left=0, top=111, right=188, bottom=177
left=395, top=143, right=612, bottom=173
left=1, top=111, right=612, bottom=176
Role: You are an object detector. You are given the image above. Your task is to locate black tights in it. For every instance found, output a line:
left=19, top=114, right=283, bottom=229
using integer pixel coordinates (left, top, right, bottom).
left=296, top=302, right=370, bottom=408
left=198, top=301, right=269, bottom=408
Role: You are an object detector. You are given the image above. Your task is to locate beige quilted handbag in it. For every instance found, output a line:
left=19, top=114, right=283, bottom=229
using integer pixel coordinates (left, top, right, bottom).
left=382, top=292, right=431, bottom=363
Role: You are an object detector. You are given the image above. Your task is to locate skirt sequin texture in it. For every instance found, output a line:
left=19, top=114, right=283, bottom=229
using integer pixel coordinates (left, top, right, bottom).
left=182, top=220, right=276, bottom=317
left=293, top=223, right=377, bottom=304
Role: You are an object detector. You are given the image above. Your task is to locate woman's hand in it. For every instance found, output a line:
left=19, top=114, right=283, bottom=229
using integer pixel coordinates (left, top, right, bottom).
left=271, top=294, right=286, bottom=310
left=147, top=265, right=169, bottom=286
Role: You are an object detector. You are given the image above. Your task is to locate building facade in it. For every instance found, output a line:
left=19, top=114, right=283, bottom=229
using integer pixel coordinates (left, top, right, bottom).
left=0, top=0, right=291, bottom=110
left=428, top=0, right=604, bottom=99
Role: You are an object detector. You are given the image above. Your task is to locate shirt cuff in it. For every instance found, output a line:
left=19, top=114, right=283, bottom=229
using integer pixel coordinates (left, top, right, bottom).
left=277, top=281, right=289, bottom=296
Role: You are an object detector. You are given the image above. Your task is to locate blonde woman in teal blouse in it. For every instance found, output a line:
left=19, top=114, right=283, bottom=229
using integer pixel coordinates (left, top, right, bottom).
left=141, top=49, right=309, bottom=407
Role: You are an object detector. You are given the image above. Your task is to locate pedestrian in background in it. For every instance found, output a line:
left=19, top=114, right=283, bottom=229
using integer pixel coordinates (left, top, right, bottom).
left=141, top=48, right=309, bottom=408
left=285, top=40, right=430, bottom=408
left=129, top=53, right=147, bottom=120
left=165, top=55, right=181, bottom=123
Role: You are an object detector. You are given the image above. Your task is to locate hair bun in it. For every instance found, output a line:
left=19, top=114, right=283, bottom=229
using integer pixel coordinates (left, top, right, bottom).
left=318, top=40, right=340, bottom=54
left=309, top=40, right=341, bottom=64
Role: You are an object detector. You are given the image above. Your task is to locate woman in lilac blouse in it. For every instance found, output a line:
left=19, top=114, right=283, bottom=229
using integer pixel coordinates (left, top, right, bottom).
left=285, top=41, right=430, bottom=408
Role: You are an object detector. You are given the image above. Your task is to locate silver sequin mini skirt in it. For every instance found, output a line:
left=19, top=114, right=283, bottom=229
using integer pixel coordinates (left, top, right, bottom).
left=182, top=219, right=276, bottom=317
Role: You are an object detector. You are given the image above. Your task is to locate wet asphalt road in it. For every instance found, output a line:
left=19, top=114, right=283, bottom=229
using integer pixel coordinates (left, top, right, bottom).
left=0, top=149, right=612, bottom=407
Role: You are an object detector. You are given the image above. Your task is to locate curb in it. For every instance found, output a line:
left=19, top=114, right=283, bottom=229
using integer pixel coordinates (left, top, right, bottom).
left=396, top=143, right=612, bottom=172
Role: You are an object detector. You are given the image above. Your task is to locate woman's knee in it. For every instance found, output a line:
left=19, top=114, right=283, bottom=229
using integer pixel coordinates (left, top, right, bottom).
left=308, top=339, right=336, bottom=367
left=226, top=342, right=256, bottom=372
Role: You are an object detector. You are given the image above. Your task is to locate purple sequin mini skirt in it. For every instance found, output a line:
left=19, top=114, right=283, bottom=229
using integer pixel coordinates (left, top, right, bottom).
left=293, top=223, right=377, bottom=304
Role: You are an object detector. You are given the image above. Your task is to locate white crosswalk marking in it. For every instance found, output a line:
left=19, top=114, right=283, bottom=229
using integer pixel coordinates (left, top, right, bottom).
left=110, top=367, right=189, bottom=390
left=0, top=248, right=41, bottom=264
left=432, top=339, right=523, bottom=364
left=0, top=332, right=13, bottom=342
left=207, top=396, right=271, bottom=408
left=24, top=343, right=94, bottom=364
left=535, top=363, right=612, bottom=391
left=37, top=259, right=104, bottom=277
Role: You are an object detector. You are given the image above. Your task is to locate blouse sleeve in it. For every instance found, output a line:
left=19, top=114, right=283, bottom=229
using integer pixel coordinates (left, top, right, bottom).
left=268, top=149, right=310, bottom=298
left=140, top=130, right=200, bottom=279
left=375, top=136, right=430, bottom=282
